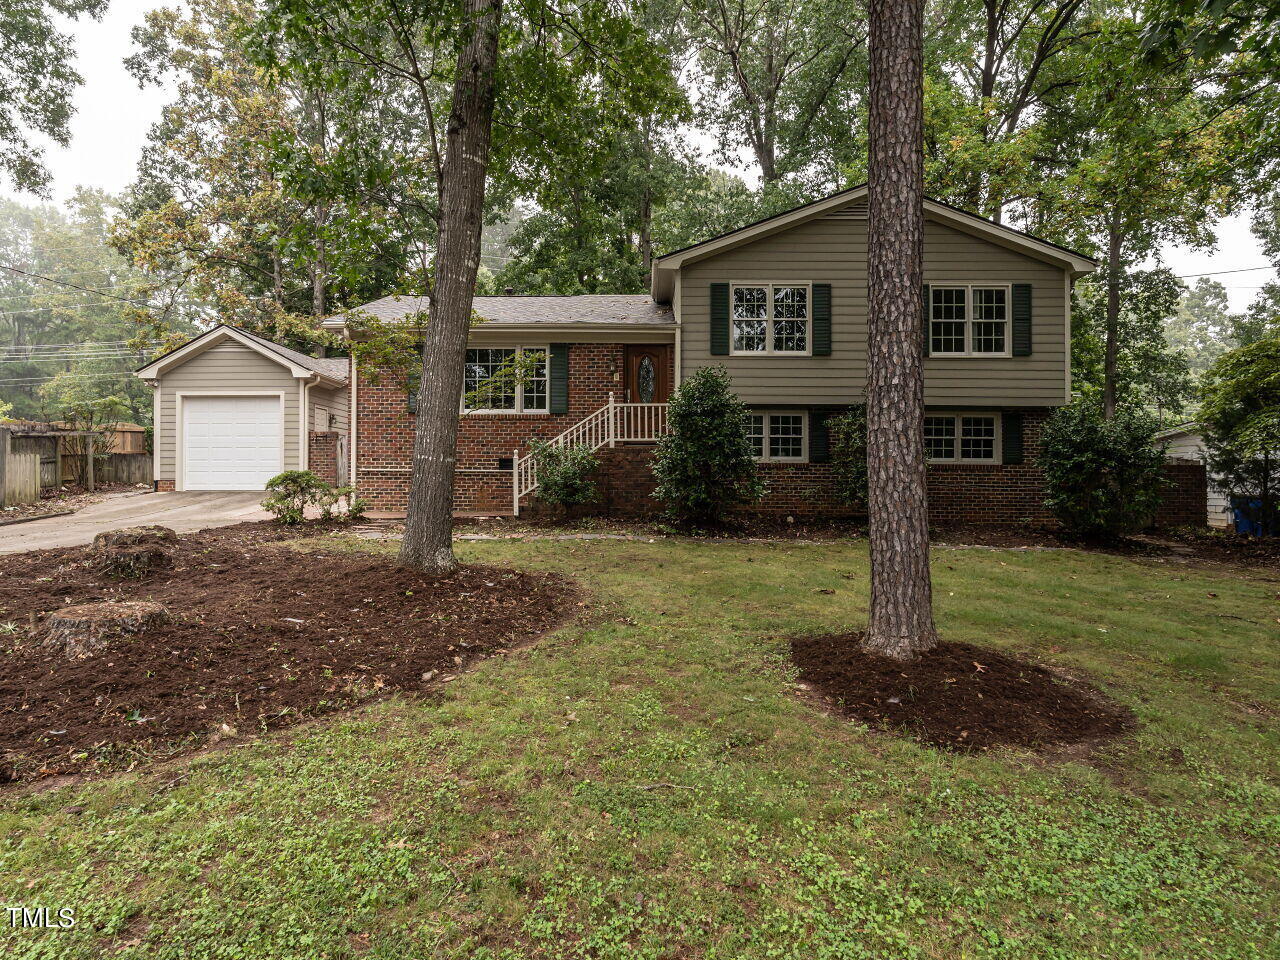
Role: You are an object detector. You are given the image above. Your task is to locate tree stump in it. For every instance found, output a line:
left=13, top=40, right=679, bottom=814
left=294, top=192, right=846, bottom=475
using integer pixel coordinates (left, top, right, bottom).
left=41, top=601, right=170, bottom=659
left=91, top=525, right=177, bottom=579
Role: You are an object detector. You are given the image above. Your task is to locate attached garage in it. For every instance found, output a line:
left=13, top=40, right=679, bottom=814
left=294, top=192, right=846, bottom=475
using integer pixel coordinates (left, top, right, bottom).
left=137, top=325, right=349, bottom=492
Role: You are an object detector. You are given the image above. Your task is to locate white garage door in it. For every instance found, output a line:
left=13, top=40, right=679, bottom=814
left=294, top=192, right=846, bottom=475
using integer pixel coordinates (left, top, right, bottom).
left=183, top=395, right=283, bottom=490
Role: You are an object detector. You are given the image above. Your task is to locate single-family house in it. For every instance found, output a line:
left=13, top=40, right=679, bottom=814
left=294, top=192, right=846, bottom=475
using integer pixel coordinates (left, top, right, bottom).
left=136, top=185, right=1207, bottom=525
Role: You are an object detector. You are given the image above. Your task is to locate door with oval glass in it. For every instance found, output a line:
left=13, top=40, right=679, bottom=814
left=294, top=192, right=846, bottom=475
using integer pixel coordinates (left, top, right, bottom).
left=623, top=344, right=672, bottom=404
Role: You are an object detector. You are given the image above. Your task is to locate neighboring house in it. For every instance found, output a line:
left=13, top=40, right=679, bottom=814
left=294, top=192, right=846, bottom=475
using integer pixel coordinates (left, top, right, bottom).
left=138, top=185, right=1207, bottom=525
left=136, top=325, right=349, bottom=491
left=1157, top=422, right=1232, bottom=528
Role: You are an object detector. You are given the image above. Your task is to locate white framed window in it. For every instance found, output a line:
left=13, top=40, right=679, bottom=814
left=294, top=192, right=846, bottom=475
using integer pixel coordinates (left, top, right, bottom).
left=924, top=413, right=1000, bottom=463
left=748, top=410, right=808, bottom=462
left=929, top=284, right=1010, bottom=357
left=731, top=283, right=811, bottom=355
left=463, top=346, right=549, bottom=413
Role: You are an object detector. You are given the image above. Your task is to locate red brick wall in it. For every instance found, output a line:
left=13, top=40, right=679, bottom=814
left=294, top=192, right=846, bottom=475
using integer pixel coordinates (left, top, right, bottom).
left=1156, top=462, right=1208, bottom=527
left=308, top=431, right=339, bottom=485
left=355, top=365, right=1207, bottom=526
left=356, top=344, right=666, bottom=515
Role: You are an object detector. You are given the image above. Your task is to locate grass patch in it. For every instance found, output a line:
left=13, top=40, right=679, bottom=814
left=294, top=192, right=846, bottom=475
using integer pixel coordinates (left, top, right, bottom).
left=2, top=536, right=1278, bottom=958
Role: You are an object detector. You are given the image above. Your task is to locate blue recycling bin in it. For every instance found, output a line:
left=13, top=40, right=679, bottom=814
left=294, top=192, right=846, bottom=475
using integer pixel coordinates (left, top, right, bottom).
left=1231, top=497, right=1276, bottom=537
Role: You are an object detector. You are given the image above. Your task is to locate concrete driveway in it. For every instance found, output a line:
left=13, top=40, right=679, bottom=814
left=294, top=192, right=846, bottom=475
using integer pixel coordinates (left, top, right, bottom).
left=0, top=491, right=271, bottom=555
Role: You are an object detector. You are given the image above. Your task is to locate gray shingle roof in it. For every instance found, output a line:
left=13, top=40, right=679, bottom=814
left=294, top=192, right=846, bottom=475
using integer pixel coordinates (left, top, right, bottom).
left=335, top=294, right=674, bottom=327
left=232, top=326, right=349, bottom=382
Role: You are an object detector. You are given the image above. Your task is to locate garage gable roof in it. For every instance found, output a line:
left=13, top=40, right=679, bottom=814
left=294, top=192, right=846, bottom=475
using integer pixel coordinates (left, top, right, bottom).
left=135, top=324, right=348, bottom=385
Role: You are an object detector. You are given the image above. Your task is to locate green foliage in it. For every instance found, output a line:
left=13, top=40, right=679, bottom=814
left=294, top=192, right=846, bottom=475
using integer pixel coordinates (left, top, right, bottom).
left=1168, top=278, right=1238, bottom=376
left=262, top=470, right=328, bottom=524
left=828, top=405, right=868, bottom=508
left=530, top=441, right=599, bottom=508
left=1038, top=401, right=1169, bottom=539
left=1072, top=268, right=1196, bottom=418
left=0, top=0, right=105, bottom=193
left=652, top=366, right=762, bottom=526
left=262, top=470, right=359, bottom=524
left=0, top=192, right=171, bottom=422
left=115, top=0, right=408, bottom=341
left=1199, top=337, right=1280, bottom=534
left=346, top=309, right=423, bottom=398
left=1232, top=281, right=1280, bottom=347
left=684, top=0, right=867, bottom=190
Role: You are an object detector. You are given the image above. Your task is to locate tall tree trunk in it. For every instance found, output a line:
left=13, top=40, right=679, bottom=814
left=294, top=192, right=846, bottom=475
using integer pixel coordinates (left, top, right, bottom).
left=399, top=0, right=503, bottom=574
left=1102, top=215, right=1122, bottom=420
left=863, top=0, right=937, bottom=660
left=637, top=120, right=653, bottom=285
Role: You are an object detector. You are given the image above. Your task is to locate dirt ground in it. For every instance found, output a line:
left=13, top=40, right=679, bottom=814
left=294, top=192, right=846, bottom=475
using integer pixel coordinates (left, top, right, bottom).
left=790, top=633, right=1134, bottom=752
left=0, top=523, right=575, bottom=784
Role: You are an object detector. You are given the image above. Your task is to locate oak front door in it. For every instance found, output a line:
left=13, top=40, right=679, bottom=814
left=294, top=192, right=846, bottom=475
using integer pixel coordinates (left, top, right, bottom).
left=623, top=345, right=671, bottom=404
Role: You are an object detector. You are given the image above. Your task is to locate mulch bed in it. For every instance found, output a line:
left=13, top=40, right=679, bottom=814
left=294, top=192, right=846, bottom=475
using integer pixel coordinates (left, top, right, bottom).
left=0, top=523, right=575, bottom=785
left=790, top=633, right=1133, bottom=753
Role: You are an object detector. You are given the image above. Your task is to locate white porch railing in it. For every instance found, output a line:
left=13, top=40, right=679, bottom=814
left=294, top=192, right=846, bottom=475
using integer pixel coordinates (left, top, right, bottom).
left=512, top=393, right=669, bottom=514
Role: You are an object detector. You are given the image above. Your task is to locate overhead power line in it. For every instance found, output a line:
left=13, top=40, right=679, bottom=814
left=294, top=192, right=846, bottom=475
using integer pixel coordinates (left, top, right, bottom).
left=0, top=264, right=160, bottom=308
left=1176, top=265, right=1277, bottom=279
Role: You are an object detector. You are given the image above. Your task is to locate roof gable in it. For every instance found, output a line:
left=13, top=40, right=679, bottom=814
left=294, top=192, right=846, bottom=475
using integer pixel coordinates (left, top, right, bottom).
left=134, top=324, right=347, bottom=384
left=649, top=185, right=1096, bottom=302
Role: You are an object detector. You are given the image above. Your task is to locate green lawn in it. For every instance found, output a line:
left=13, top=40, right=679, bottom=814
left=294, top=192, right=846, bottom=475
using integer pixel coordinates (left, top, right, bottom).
left=2, top=535, right=1278, bottom=959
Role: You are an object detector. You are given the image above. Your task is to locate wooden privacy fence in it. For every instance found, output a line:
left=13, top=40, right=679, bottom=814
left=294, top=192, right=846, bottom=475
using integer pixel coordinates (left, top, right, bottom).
left=58, top=452, right=152, bottom=486
left=3, top=451, right=40, bottom=507
left=12, top=435, right=60, bottom=489
left=96, top=453, right=152, bottom=485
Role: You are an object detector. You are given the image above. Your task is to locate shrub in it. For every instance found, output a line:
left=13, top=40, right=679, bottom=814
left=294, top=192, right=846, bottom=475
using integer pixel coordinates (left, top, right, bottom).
left=530, top=441, right=599, bottom=508
left=262, top=471, right=329, bottom=524
left=263, top=471, right=366, bottom=524
left=1038, top=401, right=1167, bottom=539
left=652, top=365, right=763, bottom=527
left=828, top=404, right=868, bottom=508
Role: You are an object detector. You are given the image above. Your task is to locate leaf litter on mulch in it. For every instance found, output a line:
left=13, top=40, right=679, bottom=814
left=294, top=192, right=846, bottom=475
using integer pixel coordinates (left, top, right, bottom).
left=790, top=633, right=1133, bottom=752
left=0, top=523, right=575, bottom=784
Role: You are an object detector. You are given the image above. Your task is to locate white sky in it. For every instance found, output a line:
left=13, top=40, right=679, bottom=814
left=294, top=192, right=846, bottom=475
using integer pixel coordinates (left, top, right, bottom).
left=4, top=0, right=1275, bottom=313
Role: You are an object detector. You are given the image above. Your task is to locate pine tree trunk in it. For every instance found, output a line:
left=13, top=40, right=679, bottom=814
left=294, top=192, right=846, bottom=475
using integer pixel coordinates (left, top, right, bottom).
left=863, top=0, right=938, bottom=661
left=399, top=0, right=503, bottom=574
left=1102, top=217, right=1122, bottom=420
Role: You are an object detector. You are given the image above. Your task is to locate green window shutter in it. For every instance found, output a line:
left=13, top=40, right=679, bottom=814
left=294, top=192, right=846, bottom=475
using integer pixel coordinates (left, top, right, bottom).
left=710, top=283, right=730, bottom=355
left=549, top=344, right=569, bottom=414
left=922, top=283, right=931, bottom=357
left=1012, top=283, right=1033, bottom=356
left=809, top=409, right=830, bottom=463
left=1002, top=411, right=1024, bottom=465
left=812, top=284, right=832, bottom=356
left=406, top=366, right=421, bottom=414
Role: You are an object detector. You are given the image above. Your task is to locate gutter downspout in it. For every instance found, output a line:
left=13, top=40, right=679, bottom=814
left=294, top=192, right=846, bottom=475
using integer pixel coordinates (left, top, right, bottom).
left=348, top=353, right=357, bottom=489
left=300, top=375, right=319, bottom=470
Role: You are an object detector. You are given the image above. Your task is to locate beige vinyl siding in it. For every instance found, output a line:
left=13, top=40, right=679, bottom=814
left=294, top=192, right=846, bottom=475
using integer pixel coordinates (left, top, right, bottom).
left=309, top=384, right=349, bottom=433
left=679, top=211, right=1069, bottom=407
left=155, top=341, right=301, bottom=484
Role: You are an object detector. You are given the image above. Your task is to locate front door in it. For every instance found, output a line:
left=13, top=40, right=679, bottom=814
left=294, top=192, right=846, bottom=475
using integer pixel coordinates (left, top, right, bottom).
left=623, top=344, right=672, bottom=404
